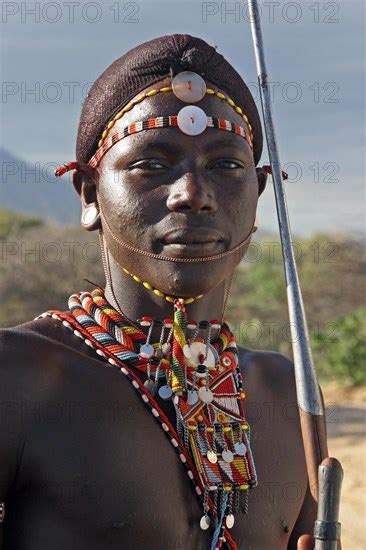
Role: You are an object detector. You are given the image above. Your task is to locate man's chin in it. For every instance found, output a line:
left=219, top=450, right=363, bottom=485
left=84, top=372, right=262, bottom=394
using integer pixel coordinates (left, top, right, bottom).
left=151, top=261, right=233, bottom=300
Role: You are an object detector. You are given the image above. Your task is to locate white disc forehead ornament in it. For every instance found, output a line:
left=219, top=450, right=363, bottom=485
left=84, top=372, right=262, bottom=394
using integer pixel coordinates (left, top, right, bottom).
left=183, top=341, right=218, bottom=368
left=171, top=71, right=206, bottom=103
left=177, top=105, right=207, bottom=136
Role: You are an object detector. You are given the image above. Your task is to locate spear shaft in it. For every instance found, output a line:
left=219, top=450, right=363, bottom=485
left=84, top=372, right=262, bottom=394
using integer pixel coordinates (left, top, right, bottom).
left=247, top=0, right=328, bottom=499
left=246, top=5, right=344, bottom=547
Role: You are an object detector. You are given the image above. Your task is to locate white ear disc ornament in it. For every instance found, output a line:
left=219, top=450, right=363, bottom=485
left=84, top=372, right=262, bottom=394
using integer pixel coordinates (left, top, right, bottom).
left=171, top=71, right=207, bottom=103
left=177, top=105, right=207, bottom=136
left=81, top=205, right=98, bottom=225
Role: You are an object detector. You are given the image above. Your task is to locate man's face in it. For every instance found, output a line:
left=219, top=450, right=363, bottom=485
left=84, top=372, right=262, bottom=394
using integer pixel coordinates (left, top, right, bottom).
left=95, top=78, right=261, bottom=298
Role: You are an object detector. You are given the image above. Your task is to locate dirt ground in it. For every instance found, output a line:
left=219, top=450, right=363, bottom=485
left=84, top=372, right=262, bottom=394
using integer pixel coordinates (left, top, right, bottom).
left=322, top=382, right=366, bottom=550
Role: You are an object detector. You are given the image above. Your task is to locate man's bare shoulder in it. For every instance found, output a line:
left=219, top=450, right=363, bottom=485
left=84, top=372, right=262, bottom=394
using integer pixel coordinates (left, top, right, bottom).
left=1, top=313, right=74, bottom=361
left=238, top=346, right=294, bottom=371
left=0, top=313, right=98, bottom=401
left=238, top=346, right=297, bottom=400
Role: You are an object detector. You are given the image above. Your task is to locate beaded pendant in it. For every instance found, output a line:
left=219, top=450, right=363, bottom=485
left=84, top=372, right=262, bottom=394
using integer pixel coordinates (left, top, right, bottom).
left=166, top=297, right=257, bottom=527
left=172, top=334, right=257, bottom=529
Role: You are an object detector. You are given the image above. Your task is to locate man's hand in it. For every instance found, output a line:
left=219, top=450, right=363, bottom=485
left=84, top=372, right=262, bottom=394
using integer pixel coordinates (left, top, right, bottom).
left=297, top=534, right=314, bottom=549
left=297, top=534, right=342, bottom=549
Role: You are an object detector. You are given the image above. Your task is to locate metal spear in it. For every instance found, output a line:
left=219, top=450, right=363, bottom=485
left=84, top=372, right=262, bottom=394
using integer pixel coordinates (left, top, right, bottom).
left=246, top=1, right=343, bottom=547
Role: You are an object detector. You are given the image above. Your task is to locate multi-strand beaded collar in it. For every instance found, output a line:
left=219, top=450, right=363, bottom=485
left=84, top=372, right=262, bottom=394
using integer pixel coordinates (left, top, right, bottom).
left=39, top=287, right=257, bottom=550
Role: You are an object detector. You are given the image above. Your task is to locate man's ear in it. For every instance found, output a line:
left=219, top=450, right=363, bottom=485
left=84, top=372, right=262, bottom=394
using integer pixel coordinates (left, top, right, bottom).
left=72, top=167, right=101, bottom=231
left=256, top=166, right=268, bottom=197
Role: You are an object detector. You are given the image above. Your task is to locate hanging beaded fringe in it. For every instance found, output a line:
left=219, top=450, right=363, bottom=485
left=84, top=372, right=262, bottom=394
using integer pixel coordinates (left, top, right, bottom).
left=211, top=492, right=228, bottom=550
left=170, top=299, right=240, bottom=550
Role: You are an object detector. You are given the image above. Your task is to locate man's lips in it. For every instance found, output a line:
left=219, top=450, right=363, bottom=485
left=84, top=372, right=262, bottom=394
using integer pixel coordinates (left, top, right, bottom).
left=162, top=227, right=225, bottom=244
left=159, top=227, right=226, bottom=257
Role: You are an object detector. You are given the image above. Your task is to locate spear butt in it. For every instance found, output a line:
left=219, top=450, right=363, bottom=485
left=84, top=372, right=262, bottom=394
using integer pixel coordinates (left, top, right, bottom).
left=314, top=457, right=343, bottom=549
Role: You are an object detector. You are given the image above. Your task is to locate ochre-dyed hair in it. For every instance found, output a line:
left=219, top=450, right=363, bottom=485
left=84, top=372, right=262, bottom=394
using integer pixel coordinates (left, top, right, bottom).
left=75, top=33, right=263, bottom=174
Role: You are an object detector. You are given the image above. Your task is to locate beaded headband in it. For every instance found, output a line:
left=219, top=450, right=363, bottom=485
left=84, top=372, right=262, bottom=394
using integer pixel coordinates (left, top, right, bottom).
left=55, top=71, right=255, bottom=177
left=88, top=113, right=250, bottom=170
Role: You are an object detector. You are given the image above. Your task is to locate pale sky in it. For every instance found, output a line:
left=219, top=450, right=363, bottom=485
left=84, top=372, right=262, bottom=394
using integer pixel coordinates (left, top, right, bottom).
left=1, top=0, right=365, bottom=236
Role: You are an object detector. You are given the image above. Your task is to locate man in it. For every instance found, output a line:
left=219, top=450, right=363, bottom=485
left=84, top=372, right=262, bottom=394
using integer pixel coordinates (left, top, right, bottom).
left=0, top=34, right=317, bottom=549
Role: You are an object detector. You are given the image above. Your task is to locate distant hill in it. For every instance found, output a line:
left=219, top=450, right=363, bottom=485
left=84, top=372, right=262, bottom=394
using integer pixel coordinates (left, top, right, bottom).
left=0, top=147, right=80, bottom=224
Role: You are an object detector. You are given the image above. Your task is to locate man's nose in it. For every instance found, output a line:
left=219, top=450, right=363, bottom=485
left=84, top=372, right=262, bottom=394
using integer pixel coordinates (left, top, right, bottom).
left=166, top=171, right=217, bottom=214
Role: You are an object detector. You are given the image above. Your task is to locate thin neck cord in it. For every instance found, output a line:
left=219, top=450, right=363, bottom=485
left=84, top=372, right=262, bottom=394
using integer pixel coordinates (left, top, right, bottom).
left=95, top=188, right=254, bottom=264
left=98, top=229, right=234, bottom=339
left=221, top=270, right=235, bottom=324
left=98, top=229, right=142, bottom=332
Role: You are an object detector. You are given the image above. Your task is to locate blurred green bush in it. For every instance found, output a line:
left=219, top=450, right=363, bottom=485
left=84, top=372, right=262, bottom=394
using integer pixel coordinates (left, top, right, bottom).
left=312, top=309, right=366, bottom=386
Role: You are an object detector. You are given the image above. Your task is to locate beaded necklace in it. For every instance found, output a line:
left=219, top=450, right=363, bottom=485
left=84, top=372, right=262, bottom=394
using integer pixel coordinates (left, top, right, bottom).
left=40, top=287, right=257, bottom=550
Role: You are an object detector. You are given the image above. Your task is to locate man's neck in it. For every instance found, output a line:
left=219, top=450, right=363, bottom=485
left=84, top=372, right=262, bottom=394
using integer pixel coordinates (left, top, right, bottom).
left=103, top=247, right=230, bottom=340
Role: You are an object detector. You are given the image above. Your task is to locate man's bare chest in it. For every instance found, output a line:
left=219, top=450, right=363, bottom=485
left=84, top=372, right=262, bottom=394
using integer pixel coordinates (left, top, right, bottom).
left=7, top=342, right=307, bottom=549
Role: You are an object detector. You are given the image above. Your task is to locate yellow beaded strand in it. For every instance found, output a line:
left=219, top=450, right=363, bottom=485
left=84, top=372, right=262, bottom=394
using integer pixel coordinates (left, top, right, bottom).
left=121, top=266, right=204, bottom=305
left=97, top=86, right=253, bottom=149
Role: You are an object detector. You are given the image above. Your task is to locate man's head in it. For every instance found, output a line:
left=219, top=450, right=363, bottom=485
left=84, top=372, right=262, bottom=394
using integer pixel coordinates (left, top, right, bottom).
left=72, top=34, right=267, bottom=299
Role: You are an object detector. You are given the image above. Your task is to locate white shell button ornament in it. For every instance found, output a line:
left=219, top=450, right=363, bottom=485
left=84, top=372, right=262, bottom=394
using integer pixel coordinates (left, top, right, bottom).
left=222, top=449, right=234, bottom=463
left=139, top=343, right=154, bottom=358
left=187, top=342, right=205, bottom=362
left=158, top=385, right=173, bottom=400
left=234, top=441, right=247, bottom=456
left=187, top=390, right=199, bottom=405
left=200, top=514, right=211, bottom=530
left=172, top=71, right=206, bottom=103
left=183, top=344, right=192, bottom=359
left=226, top=514, right=235, bottom=529
left=186, top=341, right=217, bottom=368
left=162, top=342, right=171, bottom=355
left=207, top=450, right=218, bottom=464
left=198, top=386, right=214, bottom=404
left=177, top=106, right=207, bottom=136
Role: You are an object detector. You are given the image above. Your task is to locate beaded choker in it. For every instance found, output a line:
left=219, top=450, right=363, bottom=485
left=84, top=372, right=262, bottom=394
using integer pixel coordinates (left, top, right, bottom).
left=40, top=287, right=257, bottom=550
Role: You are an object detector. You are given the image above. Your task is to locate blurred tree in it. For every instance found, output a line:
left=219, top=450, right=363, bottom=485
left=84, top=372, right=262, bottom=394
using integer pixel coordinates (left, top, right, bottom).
left=311, top=309, right=366, bottom=386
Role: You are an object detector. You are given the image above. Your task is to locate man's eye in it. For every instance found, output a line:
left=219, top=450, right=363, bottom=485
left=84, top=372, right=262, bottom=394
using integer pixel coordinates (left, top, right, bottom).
left=130, top=160, right=167, bottom=170
left=210, top=160, right=243, bottom=170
